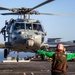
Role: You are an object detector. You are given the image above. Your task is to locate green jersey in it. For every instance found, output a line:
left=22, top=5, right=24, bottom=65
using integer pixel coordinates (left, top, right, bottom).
left=37, top=49, right=75, bottom=61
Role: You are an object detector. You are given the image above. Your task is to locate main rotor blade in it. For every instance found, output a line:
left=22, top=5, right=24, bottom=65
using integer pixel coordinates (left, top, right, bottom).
left=1, top=12, right=75, bottom=16
left=1, top=13, right=21, bottom=15
left=0, top=7, right=11, bottom=10
left=38, top=12, right=75, bottom=16
left=30, top=0, right=54, bottom=11
left=0, top=7, right=18, bottom=13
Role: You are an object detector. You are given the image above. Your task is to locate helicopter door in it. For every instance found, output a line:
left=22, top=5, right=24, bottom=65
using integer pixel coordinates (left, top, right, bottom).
left=8, top=24, right=13, bottom=42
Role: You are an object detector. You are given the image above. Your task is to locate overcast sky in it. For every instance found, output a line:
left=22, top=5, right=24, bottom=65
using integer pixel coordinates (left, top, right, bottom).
left=0, top=0, right=75, bottom=43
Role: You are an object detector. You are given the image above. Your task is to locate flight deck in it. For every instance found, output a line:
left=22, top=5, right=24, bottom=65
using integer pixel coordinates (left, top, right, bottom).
left=0, top=61, right=75, bottom=75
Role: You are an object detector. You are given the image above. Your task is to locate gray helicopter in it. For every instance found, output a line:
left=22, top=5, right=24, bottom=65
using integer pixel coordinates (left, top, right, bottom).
left=0, top=0, right=75, bottom=61
left=0, top=0, right=55, bottom=60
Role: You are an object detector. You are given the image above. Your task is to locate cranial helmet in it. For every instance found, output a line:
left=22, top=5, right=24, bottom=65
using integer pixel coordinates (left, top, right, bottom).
left=57, top=43, right=64, bottom=51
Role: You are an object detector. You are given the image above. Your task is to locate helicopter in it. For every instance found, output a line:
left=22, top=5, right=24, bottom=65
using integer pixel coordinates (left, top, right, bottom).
left=0, top=0, right=56, bottom=60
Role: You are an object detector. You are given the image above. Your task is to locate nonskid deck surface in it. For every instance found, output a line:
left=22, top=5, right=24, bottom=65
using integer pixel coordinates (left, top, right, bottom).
left=0, top=61, right=75, bottom=75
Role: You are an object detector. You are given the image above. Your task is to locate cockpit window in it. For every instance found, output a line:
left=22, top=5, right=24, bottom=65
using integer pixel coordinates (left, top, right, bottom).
left=26, top=23, right=32, bottom=30
left=33, top=24, right=43, bottom=32
left=14, top=23, right=25, bottom=30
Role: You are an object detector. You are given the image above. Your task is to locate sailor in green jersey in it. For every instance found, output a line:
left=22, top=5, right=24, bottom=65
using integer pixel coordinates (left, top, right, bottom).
left=37, top=43, right=75, bottom=75
left=37, top=49, right=75, bottom=61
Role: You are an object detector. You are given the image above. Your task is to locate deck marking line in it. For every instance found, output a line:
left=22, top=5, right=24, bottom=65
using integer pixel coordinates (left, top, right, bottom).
left=23, top=72, right=26, bottom=75
left=31, top=72, right=34, bottom=75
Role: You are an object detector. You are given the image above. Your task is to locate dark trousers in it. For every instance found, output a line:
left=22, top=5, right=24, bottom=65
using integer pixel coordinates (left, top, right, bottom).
left=52, top=71, right=66, bottom=75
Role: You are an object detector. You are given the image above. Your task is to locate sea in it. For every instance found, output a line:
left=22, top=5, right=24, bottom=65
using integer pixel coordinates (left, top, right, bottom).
left=0, top=49, right=35, bottom=62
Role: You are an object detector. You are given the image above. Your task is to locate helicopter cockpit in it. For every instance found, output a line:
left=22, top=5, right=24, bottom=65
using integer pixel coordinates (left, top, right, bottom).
left=33, top=23, right=43, bottom=32
left=13, top=21, right=44, bottom=32
left=14, top=23, right=25, bottom=30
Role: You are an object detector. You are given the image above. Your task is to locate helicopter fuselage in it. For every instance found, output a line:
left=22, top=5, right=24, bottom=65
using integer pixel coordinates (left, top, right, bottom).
left=5, top=19, right=46, bottom=52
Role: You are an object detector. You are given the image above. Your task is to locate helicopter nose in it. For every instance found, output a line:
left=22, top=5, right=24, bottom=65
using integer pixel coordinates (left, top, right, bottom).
left=26, top=40, right=34, bottom=46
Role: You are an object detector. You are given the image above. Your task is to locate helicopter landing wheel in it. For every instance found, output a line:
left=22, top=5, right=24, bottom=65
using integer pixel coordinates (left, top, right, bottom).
left=4, top=49, right=8, bottom=58
left=17, top=52, right=20, bottom=62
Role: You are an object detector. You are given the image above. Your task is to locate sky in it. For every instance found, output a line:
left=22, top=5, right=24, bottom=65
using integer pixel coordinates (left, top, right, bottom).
left=0, top=0, right=75, bottom=43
